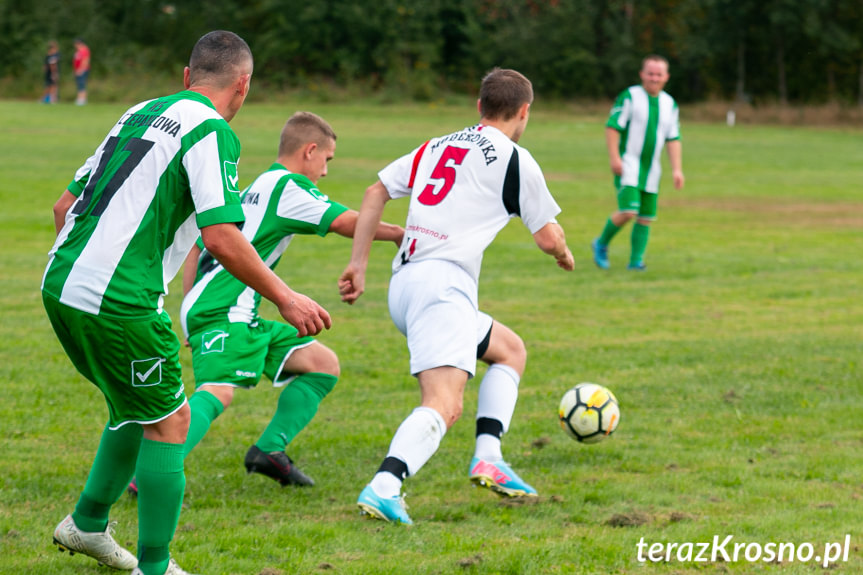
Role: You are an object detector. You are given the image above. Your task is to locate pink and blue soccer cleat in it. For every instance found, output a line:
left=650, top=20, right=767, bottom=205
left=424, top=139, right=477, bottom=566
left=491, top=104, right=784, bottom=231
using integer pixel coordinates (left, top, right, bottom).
left=469, top=457, right=538, bottom=497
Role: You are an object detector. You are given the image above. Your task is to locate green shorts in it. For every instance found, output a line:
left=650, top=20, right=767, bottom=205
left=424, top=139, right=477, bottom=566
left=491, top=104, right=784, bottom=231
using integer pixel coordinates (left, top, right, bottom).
left=43, top=293, right=185, bottom=429
left=615, top=184, right=658, bottom=220
left=188, top=319, right=315, bottom=389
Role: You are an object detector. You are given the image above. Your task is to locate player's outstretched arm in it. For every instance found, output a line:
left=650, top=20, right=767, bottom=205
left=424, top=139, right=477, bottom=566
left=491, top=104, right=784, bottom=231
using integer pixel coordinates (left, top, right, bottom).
left=53, top=190, right=78, bottom=236
left=533, top=222, right=575, bottom=271
left=329, top=210, right=405, bottom=247
left=201, top=222, right=331, bottom=336
left=338, top=180, right=392, bottom=304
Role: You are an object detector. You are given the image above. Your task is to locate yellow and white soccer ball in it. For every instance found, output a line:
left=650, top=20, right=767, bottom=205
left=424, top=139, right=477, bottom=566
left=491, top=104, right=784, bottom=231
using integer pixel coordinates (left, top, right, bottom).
left=558, top=382, right=620, bottom=443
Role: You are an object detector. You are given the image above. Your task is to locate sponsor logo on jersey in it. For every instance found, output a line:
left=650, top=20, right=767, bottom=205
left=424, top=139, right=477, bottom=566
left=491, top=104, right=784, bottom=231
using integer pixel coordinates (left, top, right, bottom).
left=201, top=330, right=229, bottom=354
left=131, top=357, right=165, bottom=387
left=223, top=161, right=240, bottom=192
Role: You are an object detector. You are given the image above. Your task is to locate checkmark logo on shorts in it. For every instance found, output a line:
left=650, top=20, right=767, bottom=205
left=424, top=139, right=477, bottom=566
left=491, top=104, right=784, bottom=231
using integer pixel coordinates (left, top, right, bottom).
left=202, top=330, right=228, bottom=354
left=131, top=357, right=165, bottom=387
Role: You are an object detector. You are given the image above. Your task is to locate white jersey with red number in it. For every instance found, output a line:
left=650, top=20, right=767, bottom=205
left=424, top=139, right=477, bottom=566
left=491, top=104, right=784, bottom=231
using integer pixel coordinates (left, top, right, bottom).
left=379, top=124, right=561, bottom=282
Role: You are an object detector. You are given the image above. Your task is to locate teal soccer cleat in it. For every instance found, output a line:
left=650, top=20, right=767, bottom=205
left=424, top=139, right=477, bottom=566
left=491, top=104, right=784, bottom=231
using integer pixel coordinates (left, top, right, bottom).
left=357, top=485, right=413, bottom=525
left=469, top=457, right=538, bottom=497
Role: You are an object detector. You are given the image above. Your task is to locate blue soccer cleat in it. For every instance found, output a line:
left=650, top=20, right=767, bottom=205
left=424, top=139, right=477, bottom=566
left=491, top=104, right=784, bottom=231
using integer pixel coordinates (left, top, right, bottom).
left=591, top=238, right=610, bottom=270
left=357, top=485, right=413, bottom=525
left=469, top=457, right=538, bottom=497
left=627, top=261, right=646, bottom=271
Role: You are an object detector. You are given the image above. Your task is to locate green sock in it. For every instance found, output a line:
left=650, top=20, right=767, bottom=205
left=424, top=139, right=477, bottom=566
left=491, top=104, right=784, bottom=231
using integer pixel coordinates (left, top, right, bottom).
left=136, top=438, right=185, bottom=575
left=630, top=222, right=650, bottom=265
left=598, top=217, right=621, bottom=246
left=255, top=373, right=338, bottom=453
left=183, top=390, right=225, bottom=458
left=72, top=423, right=143, bottom=533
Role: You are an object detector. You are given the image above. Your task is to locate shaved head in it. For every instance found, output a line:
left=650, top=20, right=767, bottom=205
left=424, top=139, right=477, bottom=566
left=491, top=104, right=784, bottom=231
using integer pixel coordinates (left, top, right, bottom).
left=188, top=30, right=253, bottom=88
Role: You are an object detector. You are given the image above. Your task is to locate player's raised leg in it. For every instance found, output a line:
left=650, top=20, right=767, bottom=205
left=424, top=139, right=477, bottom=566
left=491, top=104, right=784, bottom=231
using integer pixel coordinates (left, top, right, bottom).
left=469, top=318, right=537, bottom=497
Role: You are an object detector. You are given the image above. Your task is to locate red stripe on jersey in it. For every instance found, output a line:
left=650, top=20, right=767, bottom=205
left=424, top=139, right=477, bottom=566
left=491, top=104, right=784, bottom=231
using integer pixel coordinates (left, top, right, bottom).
left=408, top=140, right=430, bottom=189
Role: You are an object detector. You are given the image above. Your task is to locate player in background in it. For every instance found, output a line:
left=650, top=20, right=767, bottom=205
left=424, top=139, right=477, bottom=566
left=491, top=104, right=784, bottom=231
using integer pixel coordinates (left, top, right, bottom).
left=339, top=68, right=575, bottom=525
left=591, top=54, right=685, bottom=271
left=129, top=112, right=402, bottom=491
left=43, top=32, right=330, bottom=575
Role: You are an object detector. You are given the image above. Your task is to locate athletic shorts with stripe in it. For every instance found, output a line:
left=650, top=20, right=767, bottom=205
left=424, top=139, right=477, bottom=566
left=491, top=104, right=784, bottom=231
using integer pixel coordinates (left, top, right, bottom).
left=187, top=318, right=315, bottom=389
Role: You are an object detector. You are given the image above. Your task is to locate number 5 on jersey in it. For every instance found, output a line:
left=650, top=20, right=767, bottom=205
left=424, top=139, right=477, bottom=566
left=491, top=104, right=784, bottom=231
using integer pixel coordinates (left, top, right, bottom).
left=417, top=146, right=469, bottom=206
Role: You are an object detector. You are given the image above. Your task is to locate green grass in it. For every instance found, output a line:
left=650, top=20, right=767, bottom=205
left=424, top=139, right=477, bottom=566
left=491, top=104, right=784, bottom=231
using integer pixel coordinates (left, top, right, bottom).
left=1, top=99, right=862, bottom=575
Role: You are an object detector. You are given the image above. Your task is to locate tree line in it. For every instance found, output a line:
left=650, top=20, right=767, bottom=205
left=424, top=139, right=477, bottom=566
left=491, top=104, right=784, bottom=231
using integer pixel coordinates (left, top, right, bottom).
left=3, top=0, right=862, bottom=105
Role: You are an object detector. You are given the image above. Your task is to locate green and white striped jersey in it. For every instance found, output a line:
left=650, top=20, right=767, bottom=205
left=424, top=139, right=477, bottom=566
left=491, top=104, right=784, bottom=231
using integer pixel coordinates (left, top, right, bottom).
left=607, top=85, right=680, bottom=193
left=180, top=163, right=348, bottom=337
left=42, top=90, right=245, bottom=316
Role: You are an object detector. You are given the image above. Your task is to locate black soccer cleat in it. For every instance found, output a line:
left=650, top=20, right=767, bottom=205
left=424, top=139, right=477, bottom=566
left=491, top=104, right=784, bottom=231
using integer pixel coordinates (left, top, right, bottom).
left=244, top=445, right=315, bottom=486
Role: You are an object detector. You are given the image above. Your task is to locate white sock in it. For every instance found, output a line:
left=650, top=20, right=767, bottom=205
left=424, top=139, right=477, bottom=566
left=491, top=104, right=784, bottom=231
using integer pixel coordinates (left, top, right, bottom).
left=370, top=406, right=446, bottom=497
left=369, top=471, right=403, bottom=498
left=474, top=364, right=520, bottom=461
left=474, top=434, right=503, bottom=462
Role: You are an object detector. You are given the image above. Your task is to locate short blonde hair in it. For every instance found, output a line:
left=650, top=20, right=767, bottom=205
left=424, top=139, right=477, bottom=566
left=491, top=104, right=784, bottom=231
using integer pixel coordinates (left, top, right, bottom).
left=278, top=112, right=337, bottom=156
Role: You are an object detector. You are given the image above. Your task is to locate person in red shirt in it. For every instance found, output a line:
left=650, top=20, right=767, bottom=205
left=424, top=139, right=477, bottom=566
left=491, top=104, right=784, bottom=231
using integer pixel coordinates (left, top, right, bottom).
left=73, top=38, right=90, bottom=105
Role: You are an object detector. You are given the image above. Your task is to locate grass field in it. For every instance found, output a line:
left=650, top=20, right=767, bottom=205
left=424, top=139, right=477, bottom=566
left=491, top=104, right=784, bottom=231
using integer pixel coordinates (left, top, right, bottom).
left=1, top=98, right=862, bottom=575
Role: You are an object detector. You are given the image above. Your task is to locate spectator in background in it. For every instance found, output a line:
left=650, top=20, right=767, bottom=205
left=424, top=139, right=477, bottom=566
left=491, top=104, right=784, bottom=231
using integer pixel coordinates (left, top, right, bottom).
left=43, top=41, right=60, bottom=104
left=73, top=38, right=91, bottom=105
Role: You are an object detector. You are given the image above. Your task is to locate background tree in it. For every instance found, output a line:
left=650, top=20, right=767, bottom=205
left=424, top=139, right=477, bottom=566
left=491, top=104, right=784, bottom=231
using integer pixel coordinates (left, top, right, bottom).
left=2, top=0, right=862, bottom=106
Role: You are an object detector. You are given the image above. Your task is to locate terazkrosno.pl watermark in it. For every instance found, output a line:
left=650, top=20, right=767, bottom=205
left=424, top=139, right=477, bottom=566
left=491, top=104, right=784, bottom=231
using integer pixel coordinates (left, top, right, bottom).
left=636, top=535, right=851, bottom=568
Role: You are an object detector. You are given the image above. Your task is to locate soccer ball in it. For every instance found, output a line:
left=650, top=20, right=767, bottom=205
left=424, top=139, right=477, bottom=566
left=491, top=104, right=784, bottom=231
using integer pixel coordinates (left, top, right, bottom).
left=558, top=383, right=620, bottom=443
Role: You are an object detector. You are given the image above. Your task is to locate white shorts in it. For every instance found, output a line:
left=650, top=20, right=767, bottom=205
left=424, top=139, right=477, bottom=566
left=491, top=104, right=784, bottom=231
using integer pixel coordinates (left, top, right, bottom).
left=388, top=259, right=492, bottom=377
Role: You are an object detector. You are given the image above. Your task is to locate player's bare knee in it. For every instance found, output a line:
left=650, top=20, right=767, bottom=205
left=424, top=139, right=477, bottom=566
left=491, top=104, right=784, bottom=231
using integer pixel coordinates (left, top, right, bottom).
left=316, top=346, right=340, bottom=377
left=485, top=322, right=527, bottom=374
left=619, top=211, right=637, bottom=223
left=508, top=334, right=527, bottom=373
left=443, top=402, right=463, bottom=428
left=199, top=384, right=234, bottom=409
left=144, top=403, right=191, bottom=443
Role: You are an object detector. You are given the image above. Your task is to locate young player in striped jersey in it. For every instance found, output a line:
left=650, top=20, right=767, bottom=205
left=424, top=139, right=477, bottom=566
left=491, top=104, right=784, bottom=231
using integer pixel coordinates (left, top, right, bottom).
left=171, top=112, right=402, bottom=487
left=43, top=32, right=330, bottom=575
left=339, top=68, right=575, bottom=525
left=591, top=55, right=685, bottom=271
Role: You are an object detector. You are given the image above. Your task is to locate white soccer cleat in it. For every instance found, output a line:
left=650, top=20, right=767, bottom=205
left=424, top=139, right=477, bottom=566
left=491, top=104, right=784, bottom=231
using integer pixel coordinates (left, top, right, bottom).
left=53, top=514, right=138, bottom=570
left=131, top=558, right=197, bottom=575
